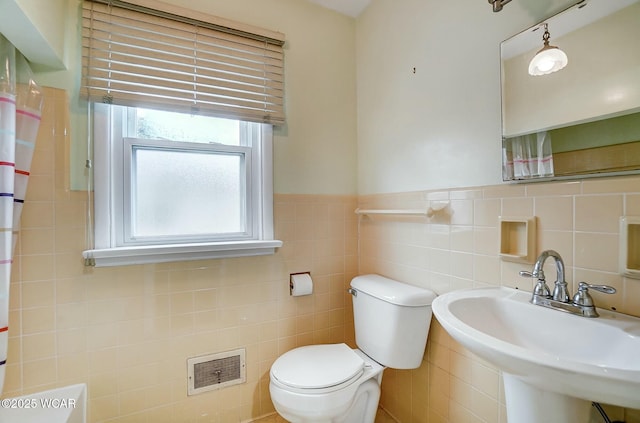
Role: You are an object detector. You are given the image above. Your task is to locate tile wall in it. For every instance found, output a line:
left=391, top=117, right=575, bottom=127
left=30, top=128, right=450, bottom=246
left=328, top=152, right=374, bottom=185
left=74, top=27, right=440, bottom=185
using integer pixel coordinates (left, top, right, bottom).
left=5, top=87, right=640, bottom=423
left=358, top=180, right=640, bottom=423
left=5, top=87, right=359, bottom=422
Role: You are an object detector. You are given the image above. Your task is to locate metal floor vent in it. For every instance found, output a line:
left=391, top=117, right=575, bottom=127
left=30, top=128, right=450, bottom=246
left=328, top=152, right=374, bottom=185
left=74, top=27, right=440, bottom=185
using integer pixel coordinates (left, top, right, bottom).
left=187, top=348, right=246, bottom=395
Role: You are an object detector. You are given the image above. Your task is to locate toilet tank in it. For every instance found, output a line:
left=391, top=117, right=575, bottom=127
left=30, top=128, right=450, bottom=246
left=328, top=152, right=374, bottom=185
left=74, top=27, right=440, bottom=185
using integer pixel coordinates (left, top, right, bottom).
left=350, top=274, right=437, bottom=369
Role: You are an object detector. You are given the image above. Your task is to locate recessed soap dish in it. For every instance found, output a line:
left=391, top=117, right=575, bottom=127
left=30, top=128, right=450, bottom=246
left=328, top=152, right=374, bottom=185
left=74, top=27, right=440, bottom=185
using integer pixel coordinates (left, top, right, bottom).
left=499, top=216, right=537, bottom=263
left=620, top=216, right=640, bottom=279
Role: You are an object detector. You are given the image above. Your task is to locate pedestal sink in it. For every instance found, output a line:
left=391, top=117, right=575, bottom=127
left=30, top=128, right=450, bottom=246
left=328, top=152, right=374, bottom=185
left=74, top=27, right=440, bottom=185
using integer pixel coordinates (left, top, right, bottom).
left=432, top=287, right=640, bottom=423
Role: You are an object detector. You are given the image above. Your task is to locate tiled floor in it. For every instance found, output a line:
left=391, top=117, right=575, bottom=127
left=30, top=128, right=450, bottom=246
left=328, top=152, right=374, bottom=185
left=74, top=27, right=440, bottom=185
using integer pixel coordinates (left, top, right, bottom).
left=254, top=407, right=397, bottom=423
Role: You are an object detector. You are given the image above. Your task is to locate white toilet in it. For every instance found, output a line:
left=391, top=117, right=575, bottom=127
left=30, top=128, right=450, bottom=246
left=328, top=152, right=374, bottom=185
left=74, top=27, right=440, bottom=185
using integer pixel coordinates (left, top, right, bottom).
left=269, top=274, right=437, bottom=423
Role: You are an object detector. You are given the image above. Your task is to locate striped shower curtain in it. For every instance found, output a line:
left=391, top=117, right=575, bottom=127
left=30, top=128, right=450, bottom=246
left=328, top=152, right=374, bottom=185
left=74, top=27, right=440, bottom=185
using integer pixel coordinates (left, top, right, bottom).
left=0, top=34, right=43, bottom=394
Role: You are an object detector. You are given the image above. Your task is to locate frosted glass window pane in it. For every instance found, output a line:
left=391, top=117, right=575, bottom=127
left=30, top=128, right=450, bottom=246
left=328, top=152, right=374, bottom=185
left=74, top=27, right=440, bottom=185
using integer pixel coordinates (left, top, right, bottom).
left=132, top=148, right=244, bottom=238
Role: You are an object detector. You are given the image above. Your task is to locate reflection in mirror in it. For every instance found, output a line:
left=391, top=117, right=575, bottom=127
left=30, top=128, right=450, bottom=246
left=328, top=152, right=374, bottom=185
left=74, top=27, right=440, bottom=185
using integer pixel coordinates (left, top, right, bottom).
left=501, top=0, right=640, bottom=181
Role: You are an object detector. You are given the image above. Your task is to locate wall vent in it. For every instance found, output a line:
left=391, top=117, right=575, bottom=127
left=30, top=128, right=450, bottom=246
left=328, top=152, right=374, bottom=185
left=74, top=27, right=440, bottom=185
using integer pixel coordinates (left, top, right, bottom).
left=187, top=348, right=246, bottom=396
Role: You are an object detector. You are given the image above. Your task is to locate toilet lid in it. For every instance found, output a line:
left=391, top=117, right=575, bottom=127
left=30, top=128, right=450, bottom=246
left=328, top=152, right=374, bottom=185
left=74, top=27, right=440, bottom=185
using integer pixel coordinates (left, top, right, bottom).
left=271, top=343, right=365, bottom=389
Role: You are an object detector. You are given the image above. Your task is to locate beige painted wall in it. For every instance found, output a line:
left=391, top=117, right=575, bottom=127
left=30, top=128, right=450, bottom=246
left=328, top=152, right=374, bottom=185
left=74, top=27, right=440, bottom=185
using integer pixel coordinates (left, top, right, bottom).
left=167, top=0, right=358, bottom=195
left=355, top=0, right=579, bottom=194
left=33, top=0, right=358, bottom=196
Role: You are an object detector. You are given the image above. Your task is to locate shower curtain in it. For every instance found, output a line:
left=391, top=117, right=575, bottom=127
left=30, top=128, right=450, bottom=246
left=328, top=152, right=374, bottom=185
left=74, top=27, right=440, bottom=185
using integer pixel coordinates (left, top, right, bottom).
left=0, top=34, right=43, bottom=394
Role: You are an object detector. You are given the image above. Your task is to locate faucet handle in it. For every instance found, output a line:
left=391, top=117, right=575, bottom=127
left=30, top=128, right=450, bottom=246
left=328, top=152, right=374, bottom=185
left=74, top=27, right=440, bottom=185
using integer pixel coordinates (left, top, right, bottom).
left=577, top=282, right=616, bottom=295
left=519, top=268, right=546, bottom=279
left=573, top=282, right=616, bottom=307
left=519, top=270, right=545, bottom=279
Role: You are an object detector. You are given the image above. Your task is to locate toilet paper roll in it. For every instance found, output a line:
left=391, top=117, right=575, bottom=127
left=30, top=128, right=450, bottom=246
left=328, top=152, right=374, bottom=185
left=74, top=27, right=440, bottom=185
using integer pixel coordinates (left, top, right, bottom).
left=290, top=273, right=313, bottom=296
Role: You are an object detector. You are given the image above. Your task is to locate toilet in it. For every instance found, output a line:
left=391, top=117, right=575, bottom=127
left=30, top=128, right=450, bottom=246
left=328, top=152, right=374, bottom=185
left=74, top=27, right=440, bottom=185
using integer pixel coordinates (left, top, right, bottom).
left=269, top=274, right=437, bottom=423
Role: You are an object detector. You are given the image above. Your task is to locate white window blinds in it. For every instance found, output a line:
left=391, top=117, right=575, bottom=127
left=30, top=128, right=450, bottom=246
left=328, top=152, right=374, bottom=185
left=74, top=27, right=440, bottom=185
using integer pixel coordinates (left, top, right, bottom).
left=81, top=0, right=285, bottom=125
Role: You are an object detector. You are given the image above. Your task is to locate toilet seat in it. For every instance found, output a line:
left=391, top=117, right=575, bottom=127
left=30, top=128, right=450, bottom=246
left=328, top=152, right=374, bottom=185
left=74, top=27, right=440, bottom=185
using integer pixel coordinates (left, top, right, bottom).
left=270, top=343, right=365, bottom=391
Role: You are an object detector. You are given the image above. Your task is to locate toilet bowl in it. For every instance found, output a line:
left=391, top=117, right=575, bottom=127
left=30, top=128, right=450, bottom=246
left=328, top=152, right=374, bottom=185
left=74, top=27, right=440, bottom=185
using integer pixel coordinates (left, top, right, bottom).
left=270, top=344, right=383, bottom=423
left=269, top=274, right=437, bottom=423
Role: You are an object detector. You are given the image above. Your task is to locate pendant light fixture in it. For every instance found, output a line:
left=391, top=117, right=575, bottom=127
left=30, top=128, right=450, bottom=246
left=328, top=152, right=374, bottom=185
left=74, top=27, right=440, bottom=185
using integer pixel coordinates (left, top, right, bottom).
left=528, top=23, right=568, bottom=76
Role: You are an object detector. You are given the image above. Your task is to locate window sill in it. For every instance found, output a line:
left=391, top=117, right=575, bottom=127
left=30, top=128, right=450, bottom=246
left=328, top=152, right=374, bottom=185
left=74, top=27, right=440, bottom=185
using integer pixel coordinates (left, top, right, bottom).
left=82, top=240, right=283, bottom=267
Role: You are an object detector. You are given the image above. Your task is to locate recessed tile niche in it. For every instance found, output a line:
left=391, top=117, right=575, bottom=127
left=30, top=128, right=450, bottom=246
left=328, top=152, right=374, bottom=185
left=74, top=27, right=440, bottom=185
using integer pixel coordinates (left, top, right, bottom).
left=499, top=216, right=537, bottom=264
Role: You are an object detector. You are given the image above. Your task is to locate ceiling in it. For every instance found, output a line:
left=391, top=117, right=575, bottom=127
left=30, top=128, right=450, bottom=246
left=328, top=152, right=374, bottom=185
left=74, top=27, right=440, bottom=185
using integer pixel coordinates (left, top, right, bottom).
left=305, top=0, right=372, bottom=17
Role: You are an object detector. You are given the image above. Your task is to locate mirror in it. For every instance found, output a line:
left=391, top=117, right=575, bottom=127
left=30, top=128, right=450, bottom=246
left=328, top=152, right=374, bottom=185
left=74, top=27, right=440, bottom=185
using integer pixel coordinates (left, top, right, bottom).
left=501, top=0, right=640, bottom=181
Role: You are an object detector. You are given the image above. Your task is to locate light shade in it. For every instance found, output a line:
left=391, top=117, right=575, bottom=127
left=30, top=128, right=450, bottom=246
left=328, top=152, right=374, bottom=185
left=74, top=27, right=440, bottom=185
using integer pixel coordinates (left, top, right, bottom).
left=528, top=45, right=568, bottom=76
left=528, top=24, right=568, bottom=76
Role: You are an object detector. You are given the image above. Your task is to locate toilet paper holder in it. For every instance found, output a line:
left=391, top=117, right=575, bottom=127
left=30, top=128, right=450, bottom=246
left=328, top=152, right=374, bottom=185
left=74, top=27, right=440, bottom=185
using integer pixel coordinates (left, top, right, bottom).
left=290, top=272, right=313, bottom=296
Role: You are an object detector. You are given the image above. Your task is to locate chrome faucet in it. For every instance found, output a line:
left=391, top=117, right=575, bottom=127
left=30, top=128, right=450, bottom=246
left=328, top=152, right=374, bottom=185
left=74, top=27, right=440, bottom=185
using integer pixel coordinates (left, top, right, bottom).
left=520, top=250, right=616, bottom=317
left=519, top=249, right=569, bottom=302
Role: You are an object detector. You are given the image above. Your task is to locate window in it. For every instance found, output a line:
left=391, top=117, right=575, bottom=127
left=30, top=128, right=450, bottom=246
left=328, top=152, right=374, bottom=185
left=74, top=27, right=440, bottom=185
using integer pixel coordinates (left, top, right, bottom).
left=83, top=105, right=281, bottom=267
left=79, top=0, right=285, bottom=266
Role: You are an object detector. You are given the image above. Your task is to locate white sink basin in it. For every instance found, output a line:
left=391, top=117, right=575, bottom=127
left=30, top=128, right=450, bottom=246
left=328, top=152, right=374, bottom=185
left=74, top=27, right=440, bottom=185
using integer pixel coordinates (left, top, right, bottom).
left=432, top=287, right=640, bottom=422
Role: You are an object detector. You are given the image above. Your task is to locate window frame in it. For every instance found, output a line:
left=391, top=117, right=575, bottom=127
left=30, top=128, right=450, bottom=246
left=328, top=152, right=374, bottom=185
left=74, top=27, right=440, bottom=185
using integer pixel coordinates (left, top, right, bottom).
left=83, top=103, right=281, bottom=267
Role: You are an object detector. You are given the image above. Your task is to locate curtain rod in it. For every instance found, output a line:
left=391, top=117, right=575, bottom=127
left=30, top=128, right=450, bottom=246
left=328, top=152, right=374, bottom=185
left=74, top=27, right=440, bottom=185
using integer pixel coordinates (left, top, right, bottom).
left=86, top=0, right=285, bottom=46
